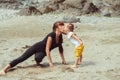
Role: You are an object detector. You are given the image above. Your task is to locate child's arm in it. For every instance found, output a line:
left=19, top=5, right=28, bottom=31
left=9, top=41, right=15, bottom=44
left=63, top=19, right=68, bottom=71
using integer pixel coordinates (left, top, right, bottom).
left=71, top=33, right=83, bottom=44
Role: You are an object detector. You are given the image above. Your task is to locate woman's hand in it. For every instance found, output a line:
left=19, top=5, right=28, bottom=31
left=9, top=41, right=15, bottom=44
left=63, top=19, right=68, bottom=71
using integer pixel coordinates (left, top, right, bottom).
left=59, top=45, right=66, bottom=65
left=46, top=36, right=54, bottom=68
left=62, top=61, right=66, bottom=64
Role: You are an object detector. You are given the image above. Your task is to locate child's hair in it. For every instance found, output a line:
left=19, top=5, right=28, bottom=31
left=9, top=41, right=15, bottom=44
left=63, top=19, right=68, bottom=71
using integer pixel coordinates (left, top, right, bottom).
left=67, top=23, right=74, bottom=32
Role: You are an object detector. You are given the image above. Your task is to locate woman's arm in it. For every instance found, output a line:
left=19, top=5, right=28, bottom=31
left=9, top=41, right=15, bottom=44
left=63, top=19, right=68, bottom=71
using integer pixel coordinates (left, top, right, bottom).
left=59, top=44, right=66, bottom=64
left=72, top=33, right=83, bottom=44
left=46, top=36, right=53, bottom=67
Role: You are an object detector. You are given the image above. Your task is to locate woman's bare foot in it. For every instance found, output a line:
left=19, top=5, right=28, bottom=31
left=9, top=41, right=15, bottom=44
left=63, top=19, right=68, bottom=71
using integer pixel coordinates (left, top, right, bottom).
left=0, top=69, right=6, bottom=75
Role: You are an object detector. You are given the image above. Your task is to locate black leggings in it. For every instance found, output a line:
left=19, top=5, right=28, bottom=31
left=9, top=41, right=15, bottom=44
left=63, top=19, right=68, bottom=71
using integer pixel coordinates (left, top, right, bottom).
left=9, top=45, right=46, bottom=67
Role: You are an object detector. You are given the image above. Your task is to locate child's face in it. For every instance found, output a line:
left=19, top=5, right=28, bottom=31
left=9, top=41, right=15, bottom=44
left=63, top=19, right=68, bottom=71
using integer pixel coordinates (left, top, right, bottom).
left=63, top=23, right=69, bottom=33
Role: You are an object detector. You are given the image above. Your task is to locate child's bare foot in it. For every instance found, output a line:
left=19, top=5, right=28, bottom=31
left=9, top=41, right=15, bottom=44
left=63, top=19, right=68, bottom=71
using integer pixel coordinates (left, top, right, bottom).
left=0, top=69, right=6, bottom=75
left=71, top=65, right=77, bottom=68
left=77, top=62, right=81, bottom=65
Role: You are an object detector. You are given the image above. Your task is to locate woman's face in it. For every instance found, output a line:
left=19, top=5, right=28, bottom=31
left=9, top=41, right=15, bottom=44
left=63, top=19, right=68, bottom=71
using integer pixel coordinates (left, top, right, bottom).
left=58, top=25, right=64, bottom=33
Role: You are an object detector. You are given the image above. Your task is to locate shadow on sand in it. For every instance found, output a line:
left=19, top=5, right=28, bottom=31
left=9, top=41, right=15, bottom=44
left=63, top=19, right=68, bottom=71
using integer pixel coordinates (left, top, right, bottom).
left=7, top=61, right=95, bottom=73
left=80, top=61, right=96, bottom=67
left=8, top=62, right=66, bottom=73
left=67, top=61, right=96, bottom=67
left=8, top=63, right=50, bottom=72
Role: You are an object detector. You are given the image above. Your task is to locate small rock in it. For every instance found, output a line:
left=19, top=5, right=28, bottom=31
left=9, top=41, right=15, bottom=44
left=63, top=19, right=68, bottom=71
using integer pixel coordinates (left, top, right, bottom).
left=13, top=48, right=18, bottom=51
left=22, top=45, right=31, bottom=49
left=17, top=6, right=42, bottom=16
left=54, top=0, right=65, bottom=4
left=62, top=16, right=80, bottom=23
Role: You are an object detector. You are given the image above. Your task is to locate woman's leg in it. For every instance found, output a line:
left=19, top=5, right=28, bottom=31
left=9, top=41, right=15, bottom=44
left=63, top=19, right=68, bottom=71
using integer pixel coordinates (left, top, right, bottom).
left=0, top=46, right=36, bottom=75
left=0, top=64, right=11, bottom=75
left=35, top=52, right=46, bottom=66
left=10, top=46, right=36, bottom=67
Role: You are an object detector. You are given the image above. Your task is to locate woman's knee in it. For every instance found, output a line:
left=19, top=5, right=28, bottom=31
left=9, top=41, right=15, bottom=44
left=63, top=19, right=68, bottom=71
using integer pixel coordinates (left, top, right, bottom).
left=35, top=56, right=42, bottom=62
left=35, top=52, right=45, bottom=63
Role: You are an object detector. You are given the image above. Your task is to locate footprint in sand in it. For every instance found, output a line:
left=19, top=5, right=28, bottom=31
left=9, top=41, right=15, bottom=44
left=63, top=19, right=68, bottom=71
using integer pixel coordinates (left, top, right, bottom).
left=12, top=48, right=24, bottom=53
left=3, top=48, right=9, bottom=50
left=0, top=53, right=3, bottom=55
left=61, top=67, right=74, bottom=72
left=105, top=68, right=120, bottom=80
left=0, top=40, right=7, bottom=44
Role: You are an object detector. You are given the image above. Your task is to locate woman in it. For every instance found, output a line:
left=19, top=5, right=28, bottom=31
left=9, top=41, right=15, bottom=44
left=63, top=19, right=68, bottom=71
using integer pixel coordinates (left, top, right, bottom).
left=0, top=21, right=66, bottom=75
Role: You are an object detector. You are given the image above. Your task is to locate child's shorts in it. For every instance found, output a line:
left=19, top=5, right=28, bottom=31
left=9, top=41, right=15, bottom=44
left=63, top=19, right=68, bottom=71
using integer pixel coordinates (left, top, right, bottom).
left=75, top=44, right=84, bottom=58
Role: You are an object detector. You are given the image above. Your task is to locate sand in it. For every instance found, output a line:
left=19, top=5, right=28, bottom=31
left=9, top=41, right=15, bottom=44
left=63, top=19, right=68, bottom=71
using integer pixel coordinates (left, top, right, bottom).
left=0, top=9, right=120, bottom=80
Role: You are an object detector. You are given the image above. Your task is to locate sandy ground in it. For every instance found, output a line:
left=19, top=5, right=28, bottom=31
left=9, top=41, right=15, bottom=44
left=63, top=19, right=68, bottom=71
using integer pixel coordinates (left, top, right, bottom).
left=0, top=9, right=120, bottom=80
